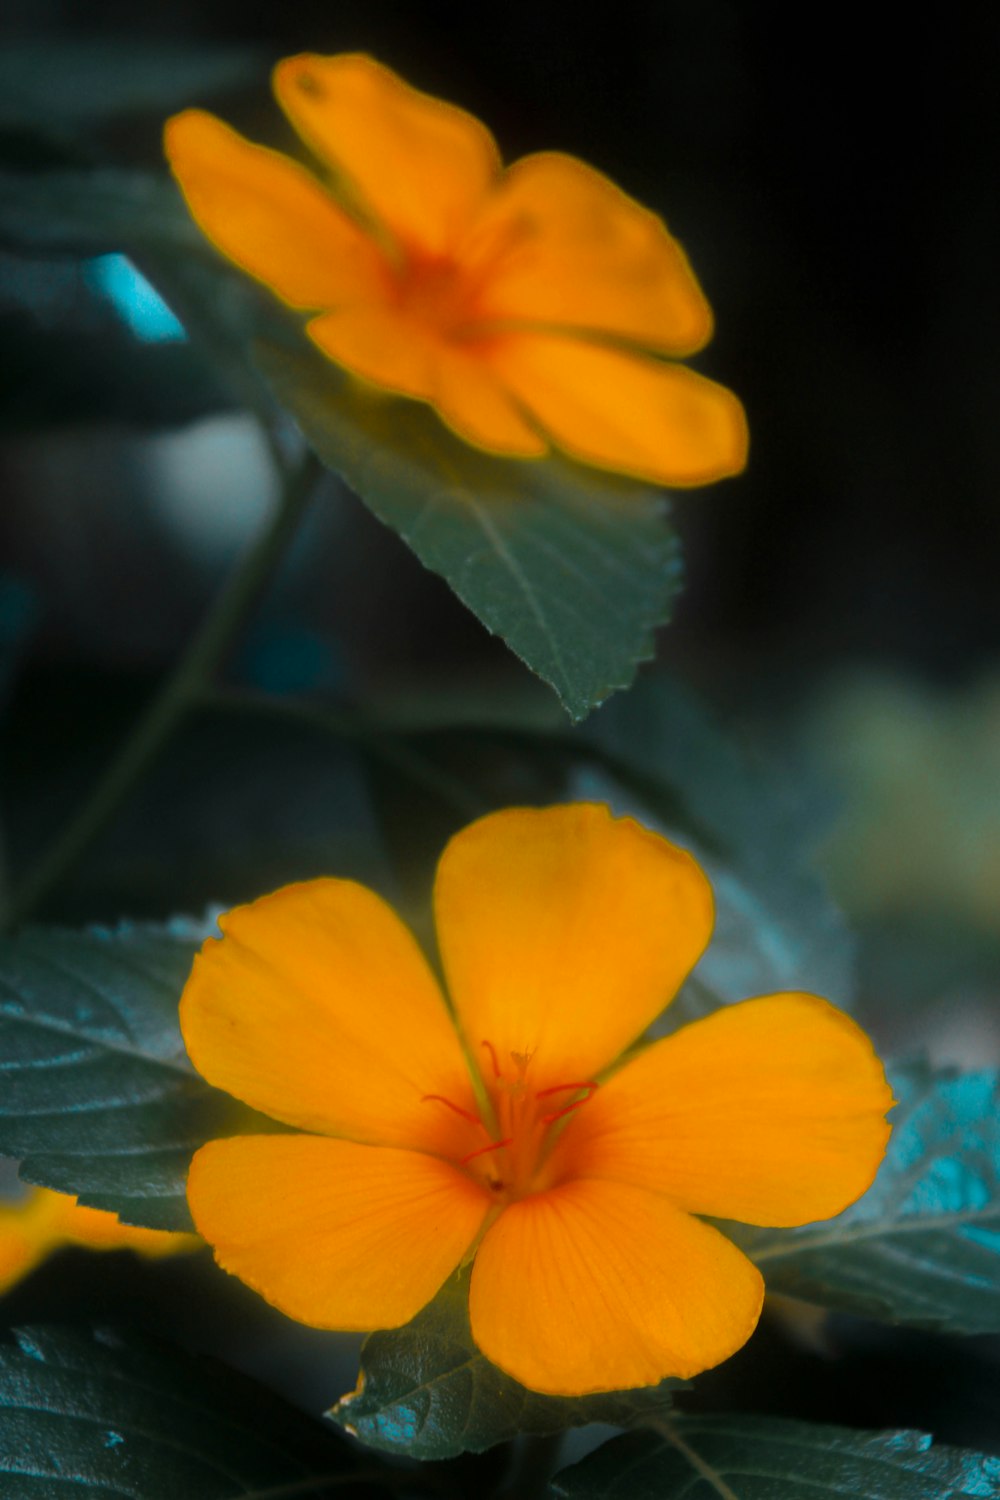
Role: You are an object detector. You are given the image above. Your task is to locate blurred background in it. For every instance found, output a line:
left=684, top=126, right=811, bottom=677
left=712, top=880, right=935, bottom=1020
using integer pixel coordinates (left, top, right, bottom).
left=1, top=0, right=998, bottom=1466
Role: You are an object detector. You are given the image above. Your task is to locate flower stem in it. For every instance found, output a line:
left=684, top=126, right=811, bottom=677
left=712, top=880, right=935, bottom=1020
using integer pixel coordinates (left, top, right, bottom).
left=7, top=449, right=322, bottom=930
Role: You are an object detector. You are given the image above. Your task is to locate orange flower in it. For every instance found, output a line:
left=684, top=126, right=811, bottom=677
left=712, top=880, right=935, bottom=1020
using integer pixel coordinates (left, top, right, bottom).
left=180, top=804, right=891, bottom=1396
left=0, top=1187, right=200, bottom=1295
left=165, top=54, right=748, bottom=488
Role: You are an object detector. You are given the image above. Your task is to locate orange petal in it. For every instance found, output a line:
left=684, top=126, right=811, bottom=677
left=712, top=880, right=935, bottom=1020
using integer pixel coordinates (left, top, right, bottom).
left=562, top=994, right=893, bottom=1226
left=467, top=151, right=712, bottom=355
left=469, top=1177, right=762, bottom=1393
left=180, top=879, right=477, bottom=1154
left=164, top=109, right=387, bottom=309
left=308, top=307, right=546, bottom=455
left=434, top=805, right=714, bottom=1091
left=188, top=1135, right=489, bottom=1329
left=274, top=54, right=500, bottom=257
left=487, top=332, right=748, bottom=486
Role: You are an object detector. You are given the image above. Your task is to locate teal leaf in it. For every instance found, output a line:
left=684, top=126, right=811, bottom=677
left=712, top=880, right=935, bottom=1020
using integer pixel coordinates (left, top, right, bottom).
left=254, top=340, right=683, bottom=722
left=731, top=1062, right=1000, bottom=1333
left=550, top=1415, right=1000, bottom=1499
left=330, top=1267, right=680, bottom=1461
left=0, top=920, right=266, bottom=1230
left=0, top=1325, right=390, bottom=1498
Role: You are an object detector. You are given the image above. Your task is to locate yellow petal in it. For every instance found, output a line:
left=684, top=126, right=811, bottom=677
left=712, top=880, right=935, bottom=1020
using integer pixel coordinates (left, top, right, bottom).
left=467, top=152, right=712, bottom=355
left=62, top=1200, right=200, bottom=1258
left=180, top=879, right=477, bottom=1154
left=488, top=333, right=748, bottom=487
left=469, top=1177, right=762, bottom=1393
left=563, top=994, right=893, bottom=1226
left=274, top=53, right=500, bottom=257
left=434, top=804, right=714, bottom=1091
left=188, top=1135, right=489, bottom=1330
left=308, top=307, right=546, bottom=455
left=164, top=109, right=387, bottom=309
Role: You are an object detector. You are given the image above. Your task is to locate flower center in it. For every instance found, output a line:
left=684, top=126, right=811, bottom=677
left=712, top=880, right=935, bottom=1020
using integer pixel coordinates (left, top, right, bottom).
left=423, top=1040, right=598, bottom=1202
left=388, top=249, right=485, bottom=339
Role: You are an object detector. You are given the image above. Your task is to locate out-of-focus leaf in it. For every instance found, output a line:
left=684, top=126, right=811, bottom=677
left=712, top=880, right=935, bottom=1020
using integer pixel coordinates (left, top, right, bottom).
left=331, top=1266, right=679, bottom=1461
left=0, top=40, right=262, bottom=130
left=574, top=672, right=857, bottom=1010
left=255, top=341, right=683, bottom=722
left=0, top=170, right=205, bottom=258
left=731, top=1062, right=1000, bottom=1333
left=0, top=921, right=267, bottom=1230
left=0, top=1325, right=387, bottom=1498
left=550, top=1415, right=1000, bottom=1499
left=0, top=310, right=232, bottom=431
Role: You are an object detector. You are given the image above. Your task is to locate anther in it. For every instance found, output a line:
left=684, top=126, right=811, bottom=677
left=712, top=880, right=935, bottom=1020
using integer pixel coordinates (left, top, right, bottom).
left=481, top=1039, right=501, bottom=1079
left=460, top=1136, right=513, bottom=1165
left=421, top=1094, right=482, bottom=1127
left=535, top=1080, right=599, bottom=1124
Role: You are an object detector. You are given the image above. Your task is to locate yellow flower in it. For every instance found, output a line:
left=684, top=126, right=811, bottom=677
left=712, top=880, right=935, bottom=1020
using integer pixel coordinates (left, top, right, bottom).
left=0, top=1187, right=200, bottom=1295
left=164, top=54, right=747, bottom=488
left=180, top=804, right=891, bottom=1396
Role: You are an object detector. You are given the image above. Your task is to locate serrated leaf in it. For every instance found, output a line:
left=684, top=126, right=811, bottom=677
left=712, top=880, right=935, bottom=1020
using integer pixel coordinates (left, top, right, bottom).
left=0, top=1325, right=388, bottom=1498
left=549, top=1415, right=1000, bottom=1499
left=254, top=341, right=683, bottom=721
left=0, top=164, right=686, bottom=720
left=0, top=921, right=266, bottom=1230
left=731, top=1062, right=1000, bottom=1333
left=331, top=1267, right=679, bottom=1461
left=574, top=673, right=857, bottom=1010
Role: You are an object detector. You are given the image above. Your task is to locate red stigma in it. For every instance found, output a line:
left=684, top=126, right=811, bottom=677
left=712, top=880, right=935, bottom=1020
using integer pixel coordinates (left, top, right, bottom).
left=481, top=1039, right=501, bottom=1078
left=421, top=1094, right=482, bottom=1127
left=535, top=1080, right=599, bottom=1124
left=460, top=1136, right=513, bottom=1165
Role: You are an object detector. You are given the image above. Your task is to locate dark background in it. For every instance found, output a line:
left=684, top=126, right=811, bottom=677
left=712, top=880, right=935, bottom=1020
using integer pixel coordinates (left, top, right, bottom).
left=1, top=0, right=998, bottom=1464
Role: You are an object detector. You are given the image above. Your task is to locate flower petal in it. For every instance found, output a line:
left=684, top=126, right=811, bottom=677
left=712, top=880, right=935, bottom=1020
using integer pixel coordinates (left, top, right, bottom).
left=562, top=994, right=894, bottom=1226
left=274, top=53, right=500, bottom=257
left=180, top=879, right=478, bottom=1153
left=434, top=805, right=714, bottom=1090
left=469, top=1176, right=762, bottom=1393
left=468, top=152, right=712, bottom=355
left=308, top=307, right=546, bottom=455
left=165, top=109, right=387, bottom=310
left=189, top=1135, right=489, bottom=1330
left=487, top=332, right=748, bottom=486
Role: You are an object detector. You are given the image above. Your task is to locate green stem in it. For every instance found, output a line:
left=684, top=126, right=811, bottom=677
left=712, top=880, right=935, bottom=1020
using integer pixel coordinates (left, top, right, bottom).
left=7, top=450, right=322, bottom=929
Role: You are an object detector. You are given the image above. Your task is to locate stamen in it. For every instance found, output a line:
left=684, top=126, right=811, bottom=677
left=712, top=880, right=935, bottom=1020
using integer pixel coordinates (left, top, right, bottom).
left=461, top=1136, right=513, bottom=1165
left=421, top=1094, right=482, bottom=1127
left=481, top=1039, right=501, bottom=1079
left=536, top=1080, right=599, bottom=1124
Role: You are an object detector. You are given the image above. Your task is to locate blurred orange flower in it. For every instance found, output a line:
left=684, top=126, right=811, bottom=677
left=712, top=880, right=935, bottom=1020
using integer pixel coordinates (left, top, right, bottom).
left=0, top=1187, right=200, bottom=1295
left=165, top=54, right=747, bottom=488
left=180, top=804, right=891, bottom=1396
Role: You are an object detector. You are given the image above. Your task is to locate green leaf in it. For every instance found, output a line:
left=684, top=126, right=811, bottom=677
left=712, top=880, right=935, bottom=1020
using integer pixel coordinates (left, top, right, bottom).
left=549, top=1415, right=1000, bottom=1499
left=575, top=673, right=857, bottom=1011
left=0, top=1325, right=390, bottom=1498
left=254, top=340, right=683, bottom=721
left=0, top=920, right=264, bottom=1230
left=330, top=1267, right=680, bottom=1461
left=731, top=1062, right=1000, bottom=1333
left=0, top=164, right=685, bottom=719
